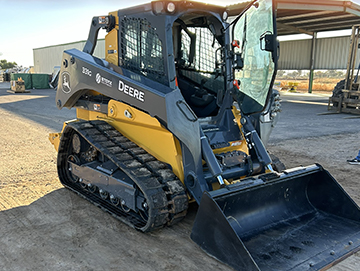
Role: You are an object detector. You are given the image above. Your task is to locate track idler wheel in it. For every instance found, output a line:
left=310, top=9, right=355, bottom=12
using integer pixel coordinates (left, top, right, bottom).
left=120, top=199, right=131, bottom=213
left=109, top=194, right=120, bottom=206
left=87, top=183, right=97, bottom=193
left=78, top=178, right=87, bottom=189
left=99, top=189, right=108, bottom=200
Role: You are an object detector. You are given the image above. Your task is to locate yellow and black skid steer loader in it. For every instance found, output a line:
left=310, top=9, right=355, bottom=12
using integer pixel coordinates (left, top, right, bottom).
left=49, top=0, right=360, bottom=270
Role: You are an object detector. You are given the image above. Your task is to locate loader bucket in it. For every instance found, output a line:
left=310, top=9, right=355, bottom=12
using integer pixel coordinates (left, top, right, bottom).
left=191, top=164, right=360, bottom=271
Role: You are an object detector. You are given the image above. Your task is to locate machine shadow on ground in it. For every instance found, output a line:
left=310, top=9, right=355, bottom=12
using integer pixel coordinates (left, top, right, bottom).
left=0, top=188, right=230, bottom=271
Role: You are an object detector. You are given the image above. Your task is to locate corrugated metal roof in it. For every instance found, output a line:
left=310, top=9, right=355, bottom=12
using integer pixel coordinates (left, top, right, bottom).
left=227, top=0, right=360, bottom=35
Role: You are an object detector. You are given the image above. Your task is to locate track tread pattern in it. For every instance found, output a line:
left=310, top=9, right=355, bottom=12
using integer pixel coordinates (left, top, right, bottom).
left=57, top=120, right=188, bottom=232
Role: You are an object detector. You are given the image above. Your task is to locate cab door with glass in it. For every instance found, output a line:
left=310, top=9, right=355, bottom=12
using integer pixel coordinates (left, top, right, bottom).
left=231, top=0, right=277, bottom=115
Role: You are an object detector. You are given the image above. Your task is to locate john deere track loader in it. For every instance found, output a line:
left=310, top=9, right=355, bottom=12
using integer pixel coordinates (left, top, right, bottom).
left=50, top=0, right=360, bottom=270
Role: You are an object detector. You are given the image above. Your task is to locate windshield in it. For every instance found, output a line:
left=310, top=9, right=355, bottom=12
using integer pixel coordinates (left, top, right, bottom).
left=233, top=0, right=276, bottom=115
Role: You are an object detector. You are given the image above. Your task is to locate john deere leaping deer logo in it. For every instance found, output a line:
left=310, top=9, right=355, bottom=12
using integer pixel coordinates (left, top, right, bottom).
left=61, top=72, right=71, bottom=93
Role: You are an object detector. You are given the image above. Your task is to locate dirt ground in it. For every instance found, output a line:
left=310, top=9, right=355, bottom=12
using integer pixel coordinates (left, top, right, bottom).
left=278, top=78, right=340, bottom=93
left=266, top=134, right=360, bottom=271
left=0, top=88, right=360, bottom=270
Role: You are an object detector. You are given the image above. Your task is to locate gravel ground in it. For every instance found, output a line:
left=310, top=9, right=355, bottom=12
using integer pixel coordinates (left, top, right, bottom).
left=0, top=82, right=360, bottom=270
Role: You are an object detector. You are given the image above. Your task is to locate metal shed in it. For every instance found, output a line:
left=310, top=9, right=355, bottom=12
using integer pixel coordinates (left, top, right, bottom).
left=278, top=36, right=358, bottom=70
left=33, top=40, right=105, bottom=74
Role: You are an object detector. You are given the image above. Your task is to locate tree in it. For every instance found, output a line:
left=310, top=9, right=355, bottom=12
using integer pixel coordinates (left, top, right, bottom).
left=315, top=71, right=325, bottom=78
left=0, top=59, right=17, bottom=69
left=336, top=70, right=345, bottom=78
left=288, top=70, right=302, bottom=80
left=276, top=70, right=286, bottom=78
left=324, top=70, right=339, bottom=78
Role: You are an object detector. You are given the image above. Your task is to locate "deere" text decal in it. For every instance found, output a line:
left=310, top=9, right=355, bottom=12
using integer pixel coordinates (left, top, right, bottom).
left=118, top=80, right=145, bottom=102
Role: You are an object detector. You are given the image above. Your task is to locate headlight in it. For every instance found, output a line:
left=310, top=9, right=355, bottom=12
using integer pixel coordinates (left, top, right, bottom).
left=222, top=11, right=228, bottom=22
left=167, top=2, right=176, bottom=13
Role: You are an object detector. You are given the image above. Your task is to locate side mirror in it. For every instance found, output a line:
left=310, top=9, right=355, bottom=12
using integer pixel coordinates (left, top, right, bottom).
left=260, top=32, right=278, bottom=62
left=260, top=32, right=275, bottom=51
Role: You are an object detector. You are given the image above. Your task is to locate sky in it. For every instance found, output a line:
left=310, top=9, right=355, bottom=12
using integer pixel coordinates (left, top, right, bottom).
left=1, top=0, right=360, bottom=68
left=0, top=0, right=238, bottom=67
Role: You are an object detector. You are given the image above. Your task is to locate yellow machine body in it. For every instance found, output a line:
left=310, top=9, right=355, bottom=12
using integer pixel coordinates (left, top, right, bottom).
left=50, top=99, right=249, bottom=186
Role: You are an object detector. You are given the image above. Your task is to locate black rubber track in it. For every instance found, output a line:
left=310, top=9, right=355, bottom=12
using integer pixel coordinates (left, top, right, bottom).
left=57, top=120, right=188, bottom=232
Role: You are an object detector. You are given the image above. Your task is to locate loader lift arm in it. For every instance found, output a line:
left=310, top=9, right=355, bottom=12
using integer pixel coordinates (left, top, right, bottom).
left=83, top=15, right=115, bottom=55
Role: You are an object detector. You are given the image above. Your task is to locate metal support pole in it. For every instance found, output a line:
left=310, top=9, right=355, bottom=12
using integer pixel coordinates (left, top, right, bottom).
left=308, top=69, right=314, bottom=94
left=308, top=32, right=317, bottom=93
